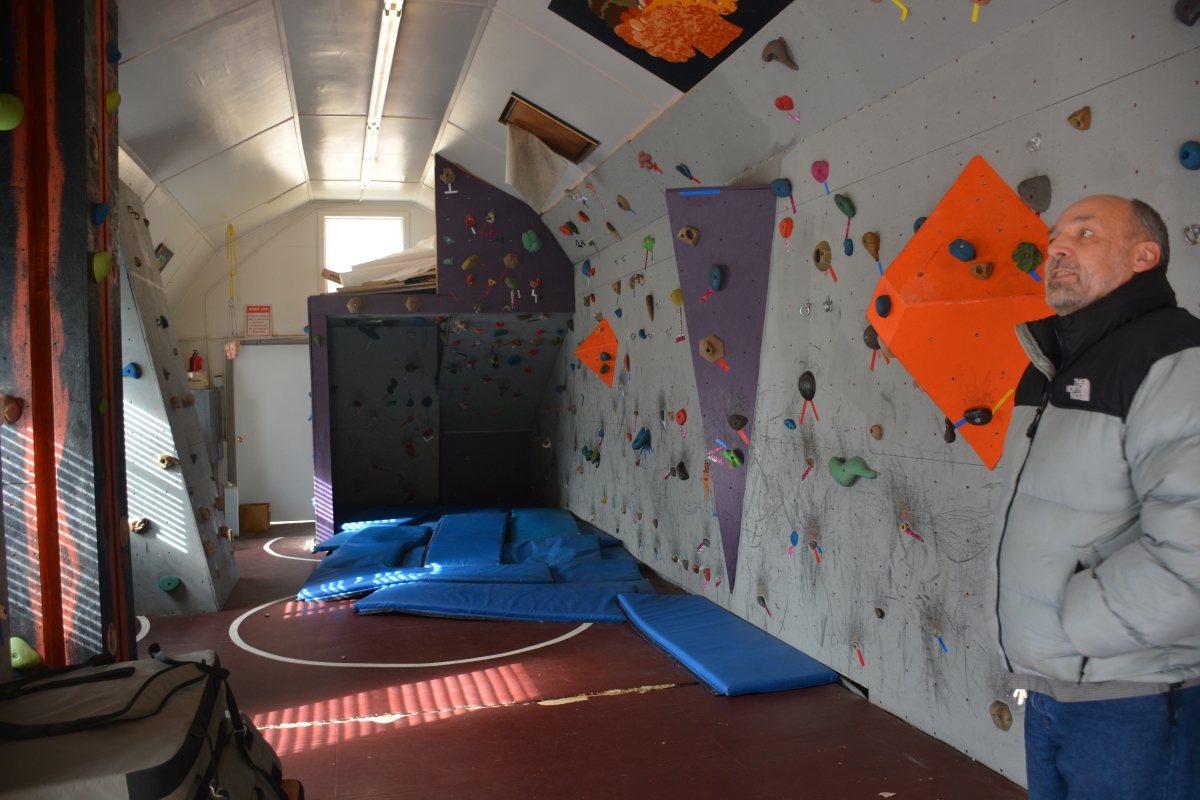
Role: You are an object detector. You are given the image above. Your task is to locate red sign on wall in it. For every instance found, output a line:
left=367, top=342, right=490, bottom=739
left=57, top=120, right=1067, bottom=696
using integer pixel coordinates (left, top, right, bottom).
left=245, top=305, right=272, bottom=338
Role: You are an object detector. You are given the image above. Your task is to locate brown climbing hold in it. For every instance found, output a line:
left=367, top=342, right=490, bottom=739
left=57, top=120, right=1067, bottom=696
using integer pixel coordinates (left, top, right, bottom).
left=862, top=232, right=881, bottom=262
left=616, top=195, right=631, bottom=211
left=875, top=607, right=885, bottom=619
left=503, top=253, right=519, bottom=270
left=989, top=700, right=1014, bottom=731
left=698, top=334, right=725, bottom=363
left=612, top=280, right=622, bottom=295
left=605, top=221, right=620, bottom=239
left=1, top=394, right=23, bottom=424
left=199, top=508, right=210, bottom=523
left=636, top=512, right=643, bottom=520
left=184, top=393, right=195, bottom=407
left=970, top=262, right=994, bottom=280
left=652, top=518, right=659, bottom=528
left=347, top=297, right=363, bottom=313
left=870, top=424, right=883, bottom=440
left=215, top=497, right=225, bottom=511
left=1067, top=106, right=1091, bottom=130
left=761, top=38, right=798, bottom=70
left=812, top=241, right=832, bottom=272
left=219, top=525, right=233, bottom=541
left=170, top=396, right=182, bottom=408
left=158, top=454, right=179, bottom=469
left=676, top=226, right=700, bottom=247
left=645, top=295, right=654, bottom=320
left=203, top=541, right=215, bottom=556
left=406, top=296, right=421, bottom=313
left=129, top=517, right=151, bottom=533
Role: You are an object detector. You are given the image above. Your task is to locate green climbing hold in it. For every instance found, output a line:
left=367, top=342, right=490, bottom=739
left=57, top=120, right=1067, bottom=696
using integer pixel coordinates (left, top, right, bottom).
left=522, top=230, right=543, bottom=252
left=462, top=255, right=480, bottom=271
left=550, top=337, right=563, bottom=346
left=0, top=93, right=25, bottom=131
left=569, top=404, right=577, bottom=414
left=158, top=574, right=181, bottom=592
left=92, top=251, right=112, bottom=282
left=504, top=276, right=519, bottom=290
left=828, top=456, right=878, bottom=486
left=834, top=194, right=857, bottom=218
left=10, top=636, right=41, bottom=670
left=314, top=334, right=323, bottom=346
left=1012, top=242, right=1044, bottom=274
left=99, top=398, right=109, bottom=414
left=405, top=363, right=420, bottom=373
left=722, top=450, right=744, bottom=467
left=105, top=90, right=122, bottom=114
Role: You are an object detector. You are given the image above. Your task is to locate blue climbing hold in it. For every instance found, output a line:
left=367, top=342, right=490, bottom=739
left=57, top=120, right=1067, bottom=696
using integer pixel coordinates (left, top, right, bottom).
left=121, top=362, right=141, bottom=379
left=631, top=427, right=651, bottom=450
left=421, top=397, right=433, bottom=407
left=570, top=364, right=576, bottom=371
left=789, top=531, right=799, bottom=547
left=949, top=239, right=976, bottom=262
left=875, top=295, right=892, bottom=318
left=406, top=399, right=414, bottom=407
left=599, top=352, right=611, bottom=361
left=159, top=315, right=169, bottom=328
left=638, top=329, right=647, bottom=339
left=158, top=575, right=180, bottom=592
left=554, top=385, right=565, bottom=394
left=1181, top=141, right=1200, bottom=170
left=106, top=42, right=121, bottom=63
left=709, top=265, right=724, bottom=292
left=508, top=355, right=521, bottom=365
left=556, top=329, right=565, bottom=336
left=581, top=259, right=594, bottom=276
left=770, top=178, right=792, bottom=198
left=784, top=418, right=796, bottom=430
left=914, top=216, right=927, bottom=233
left=495, top=329, right=508, bottom=337
left=597, top=428, right=604, bottom=439
left=615, top=308, right=623, bottom=318
left=93, top=203, right=109, bottom=225
left=304, top=326, right=309, bottom=334
left=412, top=317, right=426, bottom=324
left=843, top=238, right=854, bottom=257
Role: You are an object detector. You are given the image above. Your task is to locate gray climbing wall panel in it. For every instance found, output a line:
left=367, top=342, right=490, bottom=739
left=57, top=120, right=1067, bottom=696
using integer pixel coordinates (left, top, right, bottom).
left=118, top=183, right=238, bottom=616
left=534, top=4, right=1200, bottom=785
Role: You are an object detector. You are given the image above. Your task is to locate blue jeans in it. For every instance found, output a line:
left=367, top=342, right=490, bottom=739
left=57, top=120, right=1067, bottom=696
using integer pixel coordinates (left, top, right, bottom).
left=1025, top=686, right=1200, bottom=799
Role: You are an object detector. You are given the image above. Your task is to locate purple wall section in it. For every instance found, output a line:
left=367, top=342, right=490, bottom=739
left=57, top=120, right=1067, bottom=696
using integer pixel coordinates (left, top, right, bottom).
left=439, top=431, right=532, bottom=504
left=666, top=186, right=777, bottom=590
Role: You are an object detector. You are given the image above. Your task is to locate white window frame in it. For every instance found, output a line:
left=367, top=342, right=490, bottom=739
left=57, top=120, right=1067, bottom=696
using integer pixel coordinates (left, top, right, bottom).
left=317, top=206, right=411, bottom=293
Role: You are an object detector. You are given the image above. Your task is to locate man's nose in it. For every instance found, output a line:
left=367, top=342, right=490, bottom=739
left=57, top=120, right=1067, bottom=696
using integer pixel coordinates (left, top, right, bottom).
left=1047, top=237, right=1071, bottom=260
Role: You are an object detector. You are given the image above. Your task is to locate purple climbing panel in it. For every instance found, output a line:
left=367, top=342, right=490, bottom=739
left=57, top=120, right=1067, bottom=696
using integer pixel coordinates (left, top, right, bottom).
left=434, top=154, right=574, bottom=314
left=666, top=186, right=776, bottom=590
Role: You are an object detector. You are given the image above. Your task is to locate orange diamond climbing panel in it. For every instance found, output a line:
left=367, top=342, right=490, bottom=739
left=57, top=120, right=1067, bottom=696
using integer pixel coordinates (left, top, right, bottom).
left=866, top=155, right=1052, bottom=470
left=575, top=319, right=619, bottom=388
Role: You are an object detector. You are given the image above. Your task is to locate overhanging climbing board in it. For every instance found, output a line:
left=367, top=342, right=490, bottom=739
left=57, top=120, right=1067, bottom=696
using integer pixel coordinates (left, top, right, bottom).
left=866, top=156, right=1052, bottom=469
left=665, top=185, right=777, bottom=590
left=575, top=319, right=619, bottom=388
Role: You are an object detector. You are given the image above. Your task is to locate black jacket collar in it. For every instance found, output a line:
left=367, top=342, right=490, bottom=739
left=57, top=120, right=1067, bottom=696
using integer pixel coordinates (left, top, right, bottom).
left=1023, top=270, right=1177, bottom=372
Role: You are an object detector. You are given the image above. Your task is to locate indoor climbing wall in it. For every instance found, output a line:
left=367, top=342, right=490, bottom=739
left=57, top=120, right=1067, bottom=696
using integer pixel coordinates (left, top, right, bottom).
left=326, top=319, right=440, bottom=507
left=118, top=183, right=238, bottom=616
left=534, top=3, right=1199, bottom=784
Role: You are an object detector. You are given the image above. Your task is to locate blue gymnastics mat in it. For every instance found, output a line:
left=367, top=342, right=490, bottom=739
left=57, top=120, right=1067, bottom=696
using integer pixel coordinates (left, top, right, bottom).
left=355, top=580, right=655, bottom=623
left=617, top=594, right=839, bottom=696
left=425, top=511, right=509, bottom=566
left=313, top=524, right=432, bottom=554
left=298, top=563, right=554, bottom=602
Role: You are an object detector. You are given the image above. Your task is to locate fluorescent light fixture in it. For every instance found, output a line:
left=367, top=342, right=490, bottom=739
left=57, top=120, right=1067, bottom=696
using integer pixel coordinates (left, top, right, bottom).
left=361, top=0, right=404, bottom=188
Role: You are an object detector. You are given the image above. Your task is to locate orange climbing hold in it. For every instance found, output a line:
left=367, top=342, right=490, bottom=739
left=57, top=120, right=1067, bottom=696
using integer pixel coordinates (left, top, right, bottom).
left=574, top=319, right=620, bottom=388
left=866, top=155, right=1051, bottom=470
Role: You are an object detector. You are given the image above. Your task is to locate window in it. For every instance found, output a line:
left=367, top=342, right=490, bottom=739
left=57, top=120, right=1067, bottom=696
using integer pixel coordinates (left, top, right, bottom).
left=321, top=214, right=407, bottom=292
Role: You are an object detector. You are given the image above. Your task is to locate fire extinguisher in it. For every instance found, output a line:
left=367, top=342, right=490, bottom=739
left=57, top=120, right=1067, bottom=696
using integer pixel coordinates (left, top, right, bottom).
left=188, top=350, right=203, bottom=372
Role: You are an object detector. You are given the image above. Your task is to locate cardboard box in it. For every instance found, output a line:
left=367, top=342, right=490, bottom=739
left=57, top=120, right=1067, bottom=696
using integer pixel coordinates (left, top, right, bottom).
left=239, top=503, right=270, bottom=533
left=187, top=370, right=210, bottom=390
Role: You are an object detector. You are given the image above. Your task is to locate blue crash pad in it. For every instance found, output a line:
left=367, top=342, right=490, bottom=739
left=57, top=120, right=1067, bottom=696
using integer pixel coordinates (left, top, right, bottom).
left=298, top=563, right=556, bottom=601
left=550, top=558, right=642, bottom=584
left=617, top=594, right=839, bottom=696
left=313, top=524, right=432, bottom=553
left=425, top=511, right=509, bottom=566
left=503, top=534, right=601, bottom=564
left=508, top=508, right=579, bottom=542
left=355, top=580, right=655, bottom=622
left=401, top=546, right=426, bottom=568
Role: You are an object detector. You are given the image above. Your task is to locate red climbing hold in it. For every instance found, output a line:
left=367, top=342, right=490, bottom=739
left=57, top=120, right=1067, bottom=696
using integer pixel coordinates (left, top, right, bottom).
left=405, top=444, right=418, bottom=459
left=774, top=96, right=794, bottom=111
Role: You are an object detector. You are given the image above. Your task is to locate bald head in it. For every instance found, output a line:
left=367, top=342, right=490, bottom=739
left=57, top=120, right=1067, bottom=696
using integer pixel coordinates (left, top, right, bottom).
left=1044, top=195, right=1167, bottom=315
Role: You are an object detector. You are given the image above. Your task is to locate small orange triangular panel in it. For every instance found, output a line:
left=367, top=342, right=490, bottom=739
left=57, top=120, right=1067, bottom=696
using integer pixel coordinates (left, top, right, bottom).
left=575, top=319, right=618, bottom=387
left=866, top=156, right=1053, bottom=470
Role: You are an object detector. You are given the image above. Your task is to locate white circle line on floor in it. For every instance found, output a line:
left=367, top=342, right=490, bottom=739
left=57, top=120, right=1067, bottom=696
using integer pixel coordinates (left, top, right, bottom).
left=228, top=596, right=593, bottom=668
left=136, top=615, right=150, bottom=642
left=263, top=537, right=321, bottom=563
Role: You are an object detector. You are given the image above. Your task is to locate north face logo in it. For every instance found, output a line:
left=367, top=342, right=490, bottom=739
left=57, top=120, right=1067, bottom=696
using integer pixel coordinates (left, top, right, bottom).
left=1067, top=378, right=1091, bottom=402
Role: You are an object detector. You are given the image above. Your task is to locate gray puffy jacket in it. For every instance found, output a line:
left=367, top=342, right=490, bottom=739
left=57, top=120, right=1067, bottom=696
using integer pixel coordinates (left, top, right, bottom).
left=985, top=270, right=1200, bottom=687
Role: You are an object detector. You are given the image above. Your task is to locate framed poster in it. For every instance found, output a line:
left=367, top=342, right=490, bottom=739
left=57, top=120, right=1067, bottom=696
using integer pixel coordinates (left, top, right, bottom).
left=245, top=305, right=272, bottom=338
left=548, top=0, right=796, bottom=92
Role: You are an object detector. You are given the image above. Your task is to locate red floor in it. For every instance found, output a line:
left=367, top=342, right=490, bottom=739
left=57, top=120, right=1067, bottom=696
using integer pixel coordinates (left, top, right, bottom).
left=140, top=527, right=1026, bottom=800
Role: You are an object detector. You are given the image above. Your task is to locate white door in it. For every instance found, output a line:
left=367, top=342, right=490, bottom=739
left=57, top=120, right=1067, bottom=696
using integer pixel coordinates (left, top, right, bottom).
left=234, top=344, right=314, bottom=521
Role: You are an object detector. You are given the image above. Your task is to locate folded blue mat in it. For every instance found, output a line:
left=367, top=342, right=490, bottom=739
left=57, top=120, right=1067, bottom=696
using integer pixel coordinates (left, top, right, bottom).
left=503, top=533, right=601, bottom=564
left=355, top=579, right=655, bottom=622
left=339, top=505, right=501, bottom=532
left=508, top=508, right=580, bottom=542
left=298, top=536, right=420, bottom=601
left=550, top=558, right=643, bottom=584
left=425, top=511, right=509, bottom=567
left=313, top=524, right=432, bottom=553
left=617, top=594, right=839, bottom=696
left=298, top=563, right=553, bottom=602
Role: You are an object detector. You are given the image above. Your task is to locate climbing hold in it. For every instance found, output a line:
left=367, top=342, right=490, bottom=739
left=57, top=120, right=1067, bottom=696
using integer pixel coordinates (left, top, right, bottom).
left=170, top=396, right=182, bottom=409
left=1067, top=106, right=1091, bottom=131
left=875, top=295, right=892, bottom=318
left=561, top=221, right=579, bottom=236
left=949, top=240, right=976, bottom=262
left=406, top=296, right=422, bottom=312
left=105, top=90, right=121, bottom=114
left=833, top=194, right=856, bottom=218
left=421, top=396, right=433, bottom=407
left=605, top=221, right=621, bottom=239
left=811, top=161, right=829, bottom=183
left=784, top=419, right=796, bottom=430
left=798, top=371, right=816, bottom=401
left=862, top=231, right=880, bottom=261
left=762, top=37, right=798, bottom=69
left=698, top=335, right=725, bottom=363
left=581, top=259, right=594, bottom=277
left=723, top=450, right=745, bottom=467
left=1180, top=141, right=1200, bottom=170
left=504, top=276, right=519, bottom=290
left=676, top=461, right=689, bottom=481
left=93, top=202, right=110, bottom=225
left=462, top=254, right=480, bottom=271
left=843, top=238, right=854, bottom=257
left=611, top=280, right=622, bottom=296
left=92, top=252, right=112, bottom=282
left=616, top=195, right=631, bottom=211
left=121, top=363, right=141, bottom=379
left=522, top=230, right=543, bottom=252
left=1012, top=242, right=1044, bottom=274
left=405, top=362, right=420, bottom=373
left=0, top=94, right=25, bottom=131
left=106, top=42, right=122, bottom=63
left=913, top=216, right=927, bottom=233
left=1186, top=225, right=1200, bottom=245
left=812, top=241, right=832, bottom=272
left=508, top=355, right=522, bottom=366
left=970, top=262, right=994, bottom=280
left=963, top=407, right=993, bottom=426
left=200, top=508, right=211, bottom=523
left=1178, top=0, right=1200, bottom=24
left=676, top=408, right=687, bottom=425
left=828, top=456, right=878, bottom=486
left=770, top=179, right=792, bottom=199
left=10, top=636, right=42, bottom=670
left=728, top=414, right=747, bottom=431
left=405, top=443, right=418, bottom=459
left=774, top=96, right=794, bottom=111
left=677, top=225, right=700, bottom=246
left=990, top=700, right=1014, bottom=732
left=503, top=253, right=520, bottom=270
left=863, top=325, right=880, bottom=350
left=346, top=297, right=364, bottom=313
left=599, top=352, right=611, bottom=362
left=870, top=424, right=883, bottom=440
left=158, top=575, right=181, bottom=592
left=709, top=265, right=724, bottom=292
left=875, top=608, right=885, bottom=619
left=1017, top=175, right=1053, bottom=213
left=632, top=428, right=651, bottom=450
left=779, top=218, right=794, bottom=242
left=943, top=417, right=957, bottom=443
left=670, top=289, right=684, bottom=307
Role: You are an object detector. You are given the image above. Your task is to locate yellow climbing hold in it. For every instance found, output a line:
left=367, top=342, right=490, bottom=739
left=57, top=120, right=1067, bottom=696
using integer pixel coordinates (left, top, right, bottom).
left=93, top=251, right=112, bottom=282
left=670, top=289, right=684, bottom=307
left=10, top=636, right=42, bottom=670
left=105, top=90, right=122, bottom=114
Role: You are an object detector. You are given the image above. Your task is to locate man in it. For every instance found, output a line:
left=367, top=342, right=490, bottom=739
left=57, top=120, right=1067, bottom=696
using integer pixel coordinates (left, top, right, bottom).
left=986, top=195, right=1200, bottom=799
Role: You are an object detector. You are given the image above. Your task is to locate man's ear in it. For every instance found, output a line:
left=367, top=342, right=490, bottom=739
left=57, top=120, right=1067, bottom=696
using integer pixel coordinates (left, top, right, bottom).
left=1132, top=240, right=1162, bottom=274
